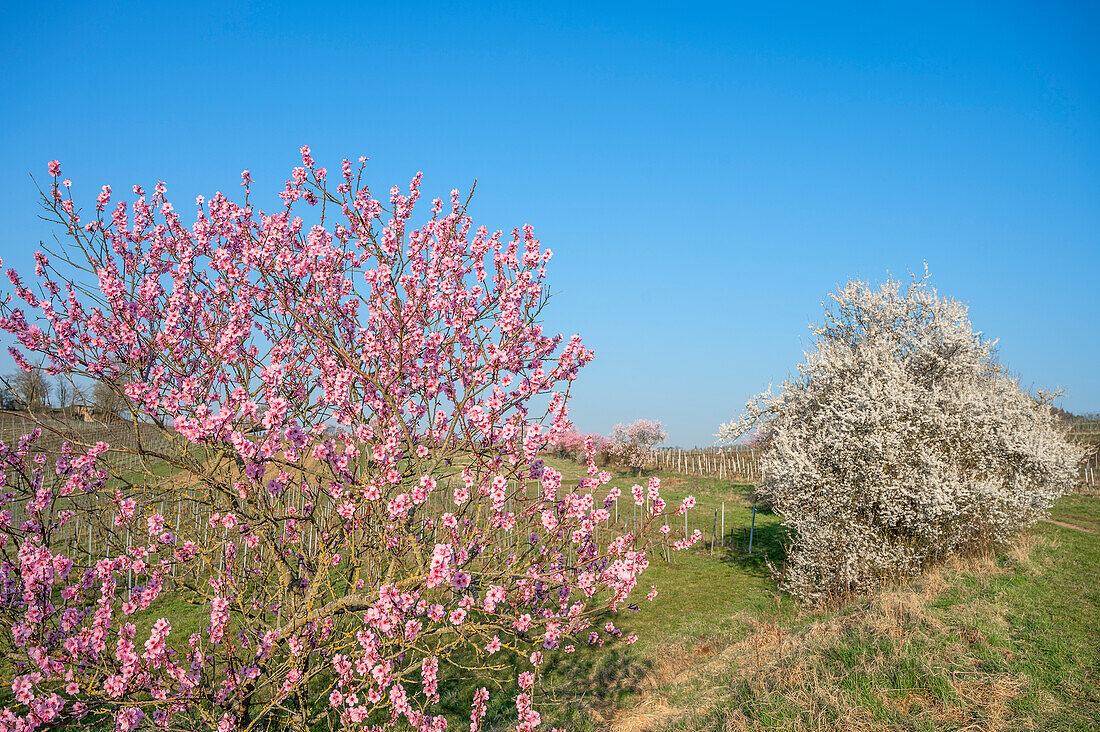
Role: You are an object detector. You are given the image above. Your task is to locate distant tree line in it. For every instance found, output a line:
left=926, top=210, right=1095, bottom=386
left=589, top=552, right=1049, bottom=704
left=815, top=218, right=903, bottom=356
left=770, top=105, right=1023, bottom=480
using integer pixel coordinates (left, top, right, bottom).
left=1, top=363, right=127, bottom=420
left=1051, top=406, right=1100, bottom=423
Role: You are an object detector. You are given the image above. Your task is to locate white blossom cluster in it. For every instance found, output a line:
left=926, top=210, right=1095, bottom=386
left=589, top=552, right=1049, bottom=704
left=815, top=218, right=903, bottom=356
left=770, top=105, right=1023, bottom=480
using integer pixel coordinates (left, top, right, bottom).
left=718, top=272, right=1083, bottom=605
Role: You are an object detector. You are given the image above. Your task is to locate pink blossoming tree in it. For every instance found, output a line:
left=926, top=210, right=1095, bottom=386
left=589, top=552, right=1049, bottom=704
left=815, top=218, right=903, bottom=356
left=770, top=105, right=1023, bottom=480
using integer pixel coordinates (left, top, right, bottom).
left=608, top=420, right=667, bottom=475
left=0, top=152, right=691, bottom=731
left=546, top=430, right=587, bottom=461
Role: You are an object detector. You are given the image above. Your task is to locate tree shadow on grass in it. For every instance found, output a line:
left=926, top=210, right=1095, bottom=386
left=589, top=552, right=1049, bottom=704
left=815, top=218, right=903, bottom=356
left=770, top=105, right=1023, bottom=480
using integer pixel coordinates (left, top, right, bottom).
left=433, top=641, right=652, bottom=731
left=538, top=645, right=654, bottom=729
left=716, top=512, right=790, bottom=578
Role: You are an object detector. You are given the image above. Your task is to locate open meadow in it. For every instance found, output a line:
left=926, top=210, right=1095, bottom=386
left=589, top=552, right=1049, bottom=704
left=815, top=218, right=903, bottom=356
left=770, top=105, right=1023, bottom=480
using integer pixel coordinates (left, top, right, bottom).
left=5, top=427, right=1094, bottom=732
left=509, top=458, right=1100, bottom=732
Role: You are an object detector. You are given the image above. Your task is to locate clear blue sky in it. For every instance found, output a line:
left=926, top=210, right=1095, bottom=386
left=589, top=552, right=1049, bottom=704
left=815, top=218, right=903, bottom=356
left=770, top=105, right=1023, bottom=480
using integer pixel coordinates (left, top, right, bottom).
left=1, top=2, right=1097, bottom=446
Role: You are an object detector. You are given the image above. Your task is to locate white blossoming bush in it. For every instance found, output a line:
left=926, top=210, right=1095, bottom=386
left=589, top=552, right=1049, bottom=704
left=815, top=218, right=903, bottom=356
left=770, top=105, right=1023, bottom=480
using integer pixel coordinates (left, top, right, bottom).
left=718, top=273, right=1083, bottom=605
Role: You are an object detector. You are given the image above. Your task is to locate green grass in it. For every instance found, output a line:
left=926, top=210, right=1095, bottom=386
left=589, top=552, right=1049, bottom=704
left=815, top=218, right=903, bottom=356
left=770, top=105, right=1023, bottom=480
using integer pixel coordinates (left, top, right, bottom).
left=530, top=458, right=1100, bottom=731
left=544, top=456, right=796, bottom=644
left=12, top=453, right=1098, bottom=731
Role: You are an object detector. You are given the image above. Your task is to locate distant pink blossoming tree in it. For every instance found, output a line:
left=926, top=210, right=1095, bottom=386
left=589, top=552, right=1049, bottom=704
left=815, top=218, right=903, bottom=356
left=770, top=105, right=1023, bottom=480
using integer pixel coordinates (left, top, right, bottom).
left=547, top=429, right=586, bottom=460
left=609, top=420, right=667, bottom=475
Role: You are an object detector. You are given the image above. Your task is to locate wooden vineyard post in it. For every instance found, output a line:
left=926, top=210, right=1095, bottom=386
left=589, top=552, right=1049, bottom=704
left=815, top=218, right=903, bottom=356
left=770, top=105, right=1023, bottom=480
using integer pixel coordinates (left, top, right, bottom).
left=174, top=499, right=181, bottom=578
left=664, top=515, right=670, bottom=562
left=711, top=509, right=717, bottom=556
left=721, top=502, right=725, bottom=548
left=126, top=528, right=132, bottom=591
left=748, top=503, right=757, bottom=554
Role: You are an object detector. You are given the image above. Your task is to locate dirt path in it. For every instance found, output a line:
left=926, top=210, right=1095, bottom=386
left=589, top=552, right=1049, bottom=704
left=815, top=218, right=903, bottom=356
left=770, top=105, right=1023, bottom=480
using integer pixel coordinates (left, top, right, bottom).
left=1039, top=518, right=1095, bottom=534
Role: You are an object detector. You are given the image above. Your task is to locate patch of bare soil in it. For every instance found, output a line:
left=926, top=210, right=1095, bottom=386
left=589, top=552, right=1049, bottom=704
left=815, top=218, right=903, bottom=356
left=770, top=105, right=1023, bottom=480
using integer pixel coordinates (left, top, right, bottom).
left=1038, top=517, right=1095, bottom=533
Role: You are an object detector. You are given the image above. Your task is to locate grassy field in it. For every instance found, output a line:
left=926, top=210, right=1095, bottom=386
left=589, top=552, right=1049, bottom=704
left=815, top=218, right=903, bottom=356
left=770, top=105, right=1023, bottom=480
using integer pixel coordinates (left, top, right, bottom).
left=10, top=450, right=1097, bottom=731
left=529, top=458, right=1100, bottom=732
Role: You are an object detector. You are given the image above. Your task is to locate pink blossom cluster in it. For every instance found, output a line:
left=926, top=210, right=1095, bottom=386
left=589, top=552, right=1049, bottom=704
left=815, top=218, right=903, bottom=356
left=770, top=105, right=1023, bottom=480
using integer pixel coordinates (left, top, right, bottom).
left=0, top=434, right=217, bottom=731
left=0, top=153, right=697, bottom=731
